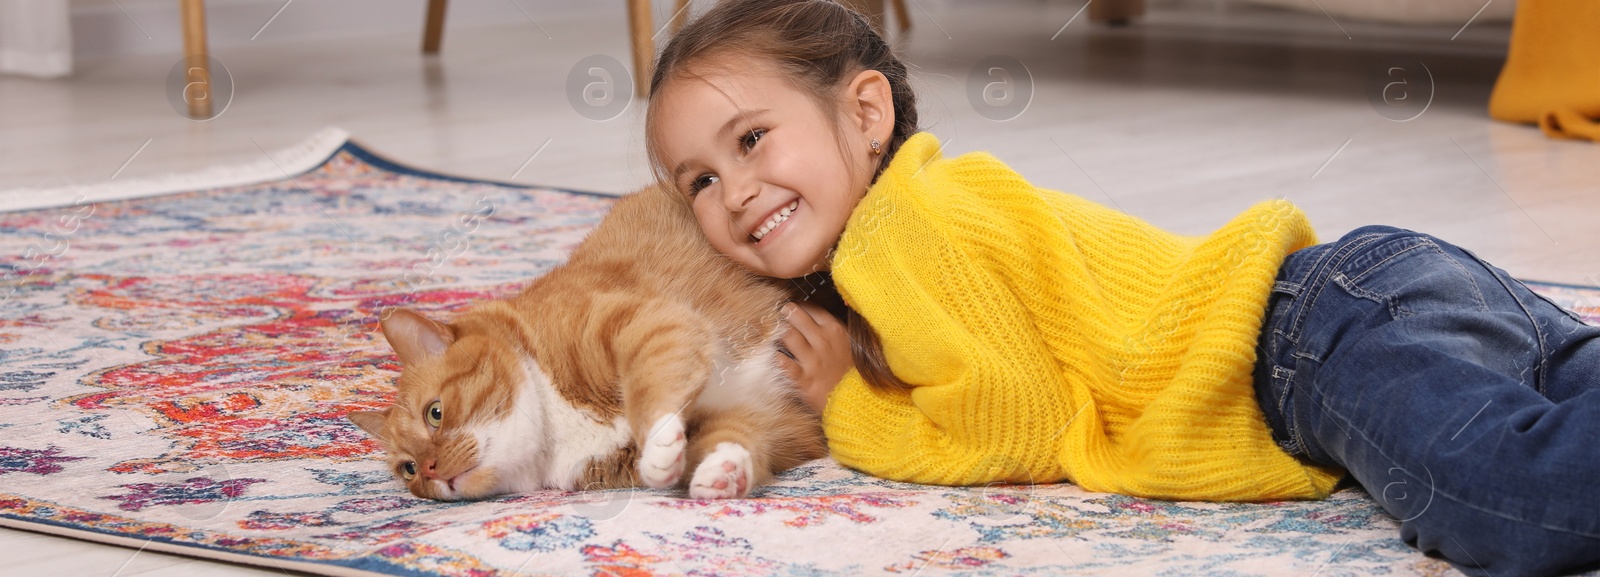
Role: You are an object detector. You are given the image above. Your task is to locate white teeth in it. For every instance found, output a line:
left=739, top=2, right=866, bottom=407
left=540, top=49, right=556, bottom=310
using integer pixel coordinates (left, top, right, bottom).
left=752, top=201, right=799, bottom=241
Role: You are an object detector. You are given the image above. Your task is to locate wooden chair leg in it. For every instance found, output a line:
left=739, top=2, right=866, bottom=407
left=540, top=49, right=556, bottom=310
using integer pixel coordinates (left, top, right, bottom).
left=179, top=0, right=212, bottom=120
left=1089, top=0, right=1145, bottom=26
left=671, top=0, right=692, bottom=34
left=423, top=0, right=447, bottom=54
left=890, top=0, right=910, bottom=34
left=628, top=0, right=653, bottom=98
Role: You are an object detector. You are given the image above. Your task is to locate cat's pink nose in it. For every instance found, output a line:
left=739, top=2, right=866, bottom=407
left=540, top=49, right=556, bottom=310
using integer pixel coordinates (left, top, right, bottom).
left=420, top=458, right=440, bottom=480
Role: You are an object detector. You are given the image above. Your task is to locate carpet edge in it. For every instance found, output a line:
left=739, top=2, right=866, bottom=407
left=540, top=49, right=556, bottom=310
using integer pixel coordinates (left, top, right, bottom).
left=0, top=127, right=351, bottom=214
left=0, top=515, right=398, bottom=577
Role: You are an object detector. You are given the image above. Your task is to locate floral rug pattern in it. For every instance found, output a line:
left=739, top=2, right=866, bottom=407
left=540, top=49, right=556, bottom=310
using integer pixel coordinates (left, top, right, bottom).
left=1, top=139, right=1596, bottom=577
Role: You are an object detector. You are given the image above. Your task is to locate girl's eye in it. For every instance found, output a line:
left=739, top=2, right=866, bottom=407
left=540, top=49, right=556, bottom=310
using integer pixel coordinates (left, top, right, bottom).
left=684, top=128, right=764, bottom=197
left=739, top=128, right=766, bottom=152
left=688, top=174, right=718, bottom=196
left=401, top=461, right=417, bottom=480
left=425, top=400, right=442, bottom=428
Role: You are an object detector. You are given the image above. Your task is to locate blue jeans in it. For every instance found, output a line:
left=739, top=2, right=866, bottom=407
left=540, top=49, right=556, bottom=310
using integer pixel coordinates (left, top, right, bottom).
left=1253, top=225, right=1600, bottom=577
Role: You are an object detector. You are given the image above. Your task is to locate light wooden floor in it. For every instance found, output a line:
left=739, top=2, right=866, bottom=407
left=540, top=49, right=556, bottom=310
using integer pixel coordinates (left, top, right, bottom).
left=1, top=1, right=1597, bottom=575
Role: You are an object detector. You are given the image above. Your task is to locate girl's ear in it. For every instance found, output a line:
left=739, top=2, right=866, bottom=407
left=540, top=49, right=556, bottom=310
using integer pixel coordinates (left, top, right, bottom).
left=380, top=308, right=455, bottom=365
left=846, top=68, right=896, bottom=144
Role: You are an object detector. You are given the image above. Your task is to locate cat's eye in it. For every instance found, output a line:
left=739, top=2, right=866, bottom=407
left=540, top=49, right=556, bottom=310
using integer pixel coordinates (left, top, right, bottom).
left=400, top=461, right=417, bottom=480
left=425, top=400, right=443, bottom=428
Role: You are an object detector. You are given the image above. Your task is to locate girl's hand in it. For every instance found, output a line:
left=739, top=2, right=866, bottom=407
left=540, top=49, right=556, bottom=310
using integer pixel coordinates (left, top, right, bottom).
left=776, top=301, right=852, bottom=414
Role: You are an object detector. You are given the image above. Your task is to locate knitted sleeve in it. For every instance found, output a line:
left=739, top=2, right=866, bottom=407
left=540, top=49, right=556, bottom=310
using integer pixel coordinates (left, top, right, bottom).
left=821, top=133, right=1343, bottom=499
left=822, top=146, right=1091, bottom=486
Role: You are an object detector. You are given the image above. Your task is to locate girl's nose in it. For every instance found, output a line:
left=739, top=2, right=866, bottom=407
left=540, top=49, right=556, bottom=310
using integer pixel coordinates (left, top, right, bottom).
left=722, top=176, right=758, bottom=212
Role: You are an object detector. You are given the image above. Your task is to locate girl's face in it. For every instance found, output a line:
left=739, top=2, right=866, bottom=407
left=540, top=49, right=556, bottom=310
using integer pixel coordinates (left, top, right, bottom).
left=650, top=63, right=895, bottom=279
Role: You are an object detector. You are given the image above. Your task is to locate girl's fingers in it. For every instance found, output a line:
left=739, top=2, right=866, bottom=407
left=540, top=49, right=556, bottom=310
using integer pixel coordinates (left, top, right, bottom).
left=774, top=348, right=802, bottom=380
left=783, top=301, right=839, bottom=348
left=791, top=301, right=848, bottom=356
left=781, top=319, right=814, bottom=359
left=782, top=302, right=821, bottom=348
left=776, top=301, right=851, bottom=413
left=784, top=301, right=818, bottom=325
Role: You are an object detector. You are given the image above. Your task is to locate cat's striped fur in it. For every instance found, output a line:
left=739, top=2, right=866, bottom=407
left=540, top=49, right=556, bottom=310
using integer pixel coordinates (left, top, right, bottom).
left=350, top=186, right=827, bottom=501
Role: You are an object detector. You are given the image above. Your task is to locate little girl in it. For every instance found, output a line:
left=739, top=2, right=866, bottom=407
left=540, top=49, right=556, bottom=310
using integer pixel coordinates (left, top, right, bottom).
left=642, top=1, right=1600, bottom=575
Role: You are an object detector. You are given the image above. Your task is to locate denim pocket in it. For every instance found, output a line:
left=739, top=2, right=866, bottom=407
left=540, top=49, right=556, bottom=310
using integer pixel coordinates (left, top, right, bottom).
left=1264, top=280, right=1301, bottom=342
left=1266, top=363, right=1305, bottom=457
left=1331, top=232, right=1489, bottom=320
left=1256, top=264, right=1319, bottom=459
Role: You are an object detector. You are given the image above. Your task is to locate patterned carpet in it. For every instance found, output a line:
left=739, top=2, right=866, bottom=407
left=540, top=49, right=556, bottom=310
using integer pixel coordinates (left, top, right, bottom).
left=1, top=134, right=1596, bottom=577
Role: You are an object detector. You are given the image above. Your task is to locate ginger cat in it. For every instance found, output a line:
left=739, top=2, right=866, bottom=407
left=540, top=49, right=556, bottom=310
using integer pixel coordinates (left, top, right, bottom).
left=349, top=186, right=827, bottom=501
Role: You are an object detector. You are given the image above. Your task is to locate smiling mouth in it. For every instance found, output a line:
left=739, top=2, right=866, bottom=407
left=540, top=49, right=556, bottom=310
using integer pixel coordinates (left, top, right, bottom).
left=751, top=200, right=799, bottom=242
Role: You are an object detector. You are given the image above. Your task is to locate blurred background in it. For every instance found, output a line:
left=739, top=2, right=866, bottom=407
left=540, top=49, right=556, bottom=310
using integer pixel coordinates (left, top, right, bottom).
left=0, top=0, right=1593, bottom=294
left=6, top=1, right=1592, bottom=294
left=0, top=1, right=1594, bottom=298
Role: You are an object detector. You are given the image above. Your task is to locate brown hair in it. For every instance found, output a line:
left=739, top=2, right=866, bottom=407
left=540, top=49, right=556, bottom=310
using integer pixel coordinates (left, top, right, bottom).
left=644, top=0, right=917, bottom=392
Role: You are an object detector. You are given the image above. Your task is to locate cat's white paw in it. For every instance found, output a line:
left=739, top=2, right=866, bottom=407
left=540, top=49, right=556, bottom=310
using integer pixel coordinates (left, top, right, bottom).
left=637, top=414, right=686, bottom=489
left=688, top=442, right=754, bottom=499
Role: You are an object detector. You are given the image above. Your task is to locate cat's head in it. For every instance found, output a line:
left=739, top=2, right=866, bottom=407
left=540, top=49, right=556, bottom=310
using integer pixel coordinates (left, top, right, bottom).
left=349, top=307, right=544, bottom=501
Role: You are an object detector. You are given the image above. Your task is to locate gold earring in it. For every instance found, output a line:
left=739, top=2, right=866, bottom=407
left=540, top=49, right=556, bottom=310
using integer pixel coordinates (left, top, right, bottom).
left=870, top=139, right=882, bottom=155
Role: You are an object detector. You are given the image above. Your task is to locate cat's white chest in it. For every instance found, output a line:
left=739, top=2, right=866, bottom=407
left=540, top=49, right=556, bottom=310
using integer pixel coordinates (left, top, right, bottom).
left=480, top=357, right=632, bottom=492
left=482, top=345, right=787, bottom=494
left=697, top=343, right=791, bottom=412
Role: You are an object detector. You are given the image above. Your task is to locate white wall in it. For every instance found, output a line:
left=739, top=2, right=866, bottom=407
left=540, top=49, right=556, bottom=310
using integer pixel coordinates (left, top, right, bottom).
left=69, top=0, right=623, bottom=58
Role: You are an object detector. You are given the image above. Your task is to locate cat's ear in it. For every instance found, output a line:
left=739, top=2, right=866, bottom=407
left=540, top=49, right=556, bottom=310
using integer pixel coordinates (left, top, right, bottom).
left=348, top=409, right=390, bottom=442
left=380, top=308, right=455, bottom=365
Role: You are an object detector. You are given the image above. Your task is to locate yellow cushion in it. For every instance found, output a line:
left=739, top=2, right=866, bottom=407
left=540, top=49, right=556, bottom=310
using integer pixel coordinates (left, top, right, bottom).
left=1488, top=0, right=1600, bottom=141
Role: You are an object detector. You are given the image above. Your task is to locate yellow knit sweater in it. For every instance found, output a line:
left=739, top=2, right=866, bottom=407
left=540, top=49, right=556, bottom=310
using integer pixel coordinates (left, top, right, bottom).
left=823, top=132, right=1345, bottom=501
